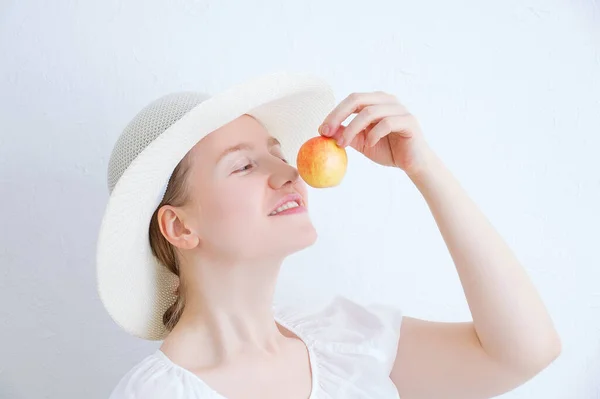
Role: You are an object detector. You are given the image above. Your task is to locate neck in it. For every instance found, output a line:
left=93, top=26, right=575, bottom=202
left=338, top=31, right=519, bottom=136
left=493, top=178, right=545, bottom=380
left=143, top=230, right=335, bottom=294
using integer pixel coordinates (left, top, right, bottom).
left=163, top=254, right=286, bottom=367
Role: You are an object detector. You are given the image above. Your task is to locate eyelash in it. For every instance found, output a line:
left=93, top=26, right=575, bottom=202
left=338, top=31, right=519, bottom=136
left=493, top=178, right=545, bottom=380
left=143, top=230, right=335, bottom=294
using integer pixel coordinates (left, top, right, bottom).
left=234, top=156, right=288, bottom=173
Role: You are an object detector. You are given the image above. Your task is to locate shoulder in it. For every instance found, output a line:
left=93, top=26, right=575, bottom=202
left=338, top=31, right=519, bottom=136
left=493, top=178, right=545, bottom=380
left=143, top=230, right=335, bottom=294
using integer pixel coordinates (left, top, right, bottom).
left=275, top=295, right=404, bottom=371
left=108, top=350, right=210, bottom=399
left=275, top=296, right=404, bottom=395
left=276, top=295, right=403, bottom=336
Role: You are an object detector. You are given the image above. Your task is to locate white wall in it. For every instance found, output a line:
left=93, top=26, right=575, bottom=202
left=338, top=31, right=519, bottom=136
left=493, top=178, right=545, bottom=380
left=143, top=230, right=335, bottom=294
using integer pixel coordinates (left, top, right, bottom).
left=1, top=0, right=598, bottom=398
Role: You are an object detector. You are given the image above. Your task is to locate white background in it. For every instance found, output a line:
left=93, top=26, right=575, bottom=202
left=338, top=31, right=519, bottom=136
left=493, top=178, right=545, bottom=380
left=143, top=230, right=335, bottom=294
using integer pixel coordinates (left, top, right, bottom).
left=1, top=0, right=599, bottom=398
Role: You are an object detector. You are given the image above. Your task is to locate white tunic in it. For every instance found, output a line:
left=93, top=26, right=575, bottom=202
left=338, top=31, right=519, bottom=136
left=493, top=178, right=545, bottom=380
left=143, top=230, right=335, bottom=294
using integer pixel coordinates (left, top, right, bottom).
left=109, top=296, right=403, bottom=398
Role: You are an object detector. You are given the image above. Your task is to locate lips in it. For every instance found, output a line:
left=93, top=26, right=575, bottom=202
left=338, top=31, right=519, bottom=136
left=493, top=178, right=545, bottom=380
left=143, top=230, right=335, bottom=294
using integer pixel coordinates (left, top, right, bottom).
left=269, top=193, right=304, bottom=215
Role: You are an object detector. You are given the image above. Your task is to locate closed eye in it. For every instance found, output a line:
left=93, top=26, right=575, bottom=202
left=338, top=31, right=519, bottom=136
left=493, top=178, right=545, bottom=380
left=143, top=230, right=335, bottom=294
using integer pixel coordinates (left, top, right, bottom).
left=234, top=163, right=254, bottom=173
left=276, top=151, right=289, bottom=164
left=233, top=156, right=288, bottom=174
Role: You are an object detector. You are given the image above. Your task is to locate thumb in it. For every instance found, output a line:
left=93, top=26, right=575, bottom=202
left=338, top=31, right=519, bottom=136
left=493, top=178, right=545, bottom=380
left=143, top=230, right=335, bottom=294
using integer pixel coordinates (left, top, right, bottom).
left=321, top=124, right=344, bottom=141
left=324, top=124, right=351, bottom=148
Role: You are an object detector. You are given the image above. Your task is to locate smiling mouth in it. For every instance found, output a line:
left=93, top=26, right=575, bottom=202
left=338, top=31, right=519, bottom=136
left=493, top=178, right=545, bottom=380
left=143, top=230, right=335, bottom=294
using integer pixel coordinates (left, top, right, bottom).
left=269, top=199, right=305, bottom=216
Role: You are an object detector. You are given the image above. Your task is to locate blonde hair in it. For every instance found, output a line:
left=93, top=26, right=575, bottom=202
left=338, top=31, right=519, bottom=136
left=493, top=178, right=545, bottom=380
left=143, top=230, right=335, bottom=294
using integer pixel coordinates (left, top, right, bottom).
left=148, top=153, right=193, bottom=332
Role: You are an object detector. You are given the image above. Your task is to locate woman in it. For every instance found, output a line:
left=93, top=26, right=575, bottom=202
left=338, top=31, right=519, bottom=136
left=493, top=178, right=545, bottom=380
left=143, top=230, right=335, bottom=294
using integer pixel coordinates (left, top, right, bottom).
left=99, top=73, right=561, bottom=399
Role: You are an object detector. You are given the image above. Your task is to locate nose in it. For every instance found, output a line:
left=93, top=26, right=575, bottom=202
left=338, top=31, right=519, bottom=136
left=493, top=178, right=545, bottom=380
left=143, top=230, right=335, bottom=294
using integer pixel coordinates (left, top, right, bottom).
left=267, top=156, right=301, bottom=189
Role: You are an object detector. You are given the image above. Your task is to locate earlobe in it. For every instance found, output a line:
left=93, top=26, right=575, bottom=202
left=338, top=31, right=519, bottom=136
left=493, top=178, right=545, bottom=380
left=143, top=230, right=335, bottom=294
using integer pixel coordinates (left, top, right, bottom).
left=179, top=232, right=201, bottom=250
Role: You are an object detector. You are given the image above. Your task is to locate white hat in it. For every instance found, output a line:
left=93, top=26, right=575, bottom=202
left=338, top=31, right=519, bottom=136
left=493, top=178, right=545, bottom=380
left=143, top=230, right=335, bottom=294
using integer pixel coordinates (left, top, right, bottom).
left=96, top=72, right=335, bottom=340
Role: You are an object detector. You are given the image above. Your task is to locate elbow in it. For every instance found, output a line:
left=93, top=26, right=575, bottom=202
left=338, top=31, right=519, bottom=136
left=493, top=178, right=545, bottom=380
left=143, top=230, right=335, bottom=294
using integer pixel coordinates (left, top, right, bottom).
left=516, top=331, right=562, bottom=376
left=536, top=334, right=562, bottom=367
left=545, top=333, right=562, bottom=364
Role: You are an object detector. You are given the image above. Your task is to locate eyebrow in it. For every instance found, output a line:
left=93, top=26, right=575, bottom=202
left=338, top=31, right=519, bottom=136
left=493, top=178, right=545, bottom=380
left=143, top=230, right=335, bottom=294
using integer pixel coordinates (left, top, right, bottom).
left=216, top=136, right=282, bottom=165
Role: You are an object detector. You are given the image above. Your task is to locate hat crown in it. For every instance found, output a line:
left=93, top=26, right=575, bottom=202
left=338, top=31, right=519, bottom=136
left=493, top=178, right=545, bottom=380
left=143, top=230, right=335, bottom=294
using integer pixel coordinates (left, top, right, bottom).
left=107, top=91, right=210, bottom=194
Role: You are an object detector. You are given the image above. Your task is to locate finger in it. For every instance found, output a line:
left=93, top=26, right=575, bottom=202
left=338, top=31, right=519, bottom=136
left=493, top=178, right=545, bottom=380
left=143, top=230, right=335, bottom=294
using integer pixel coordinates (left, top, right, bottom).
left=348, top=130, right=368, bottom=151
left=365, top=115, right=414, bottom=147
left=337, top=103, right=406, bottom=147
left=319, top=91, right=397, bottom=137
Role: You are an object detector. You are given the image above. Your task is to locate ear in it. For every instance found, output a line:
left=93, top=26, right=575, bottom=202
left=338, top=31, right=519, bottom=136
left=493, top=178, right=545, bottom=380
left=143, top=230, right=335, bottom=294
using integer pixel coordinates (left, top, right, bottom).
left=158, top=205, right=200, bottom=250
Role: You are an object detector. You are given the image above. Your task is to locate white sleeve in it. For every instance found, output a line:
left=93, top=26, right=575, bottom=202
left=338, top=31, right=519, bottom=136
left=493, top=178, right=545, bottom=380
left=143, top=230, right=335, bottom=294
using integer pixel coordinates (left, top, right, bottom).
left=286, top=295, right=404, bottom=375
left=364, top=300, right=404, bottom=374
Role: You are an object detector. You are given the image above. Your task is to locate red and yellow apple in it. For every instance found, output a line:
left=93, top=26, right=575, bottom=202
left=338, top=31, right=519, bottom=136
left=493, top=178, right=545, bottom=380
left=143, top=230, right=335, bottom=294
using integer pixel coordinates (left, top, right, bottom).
left=297, top=136, right=347, bottom=188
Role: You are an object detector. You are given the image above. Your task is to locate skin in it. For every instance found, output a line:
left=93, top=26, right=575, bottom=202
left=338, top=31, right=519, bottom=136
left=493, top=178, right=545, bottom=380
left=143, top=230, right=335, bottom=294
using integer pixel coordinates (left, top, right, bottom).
left=157, top=91, right=562, bottom=399
left=158, top=115, right=315, bottom=399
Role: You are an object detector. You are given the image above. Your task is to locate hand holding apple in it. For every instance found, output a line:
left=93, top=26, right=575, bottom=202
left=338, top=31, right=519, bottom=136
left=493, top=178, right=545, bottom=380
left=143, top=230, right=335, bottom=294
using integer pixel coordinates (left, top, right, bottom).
left=318, top=91, right=433, bottom=177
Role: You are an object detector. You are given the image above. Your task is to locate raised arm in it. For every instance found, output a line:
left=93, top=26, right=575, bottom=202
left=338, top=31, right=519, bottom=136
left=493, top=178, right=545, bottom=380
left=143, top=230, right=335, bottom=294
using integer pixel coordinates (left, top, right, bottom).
left=317, top=91, right=561, bottom=399
left=390, top=150, right=561, bottom=399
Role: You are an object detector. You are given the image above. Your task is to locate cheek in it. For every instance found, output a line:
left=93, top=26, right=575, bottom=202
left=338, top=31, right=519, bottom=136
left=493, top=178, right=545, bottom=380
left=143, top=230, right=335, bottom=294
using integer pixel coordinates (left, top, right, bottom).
left=215, top=197, right=254, bottom=219
left=209, top=187, right=264, bottom=225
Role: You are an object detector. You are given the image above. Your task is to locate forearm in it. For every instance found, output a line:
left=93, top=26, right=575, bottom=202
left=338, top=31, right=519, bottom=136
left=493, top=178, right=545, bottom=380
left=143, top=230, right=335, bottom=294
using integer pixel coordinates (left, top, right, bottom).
left=407, top=149, right=561, bottom=372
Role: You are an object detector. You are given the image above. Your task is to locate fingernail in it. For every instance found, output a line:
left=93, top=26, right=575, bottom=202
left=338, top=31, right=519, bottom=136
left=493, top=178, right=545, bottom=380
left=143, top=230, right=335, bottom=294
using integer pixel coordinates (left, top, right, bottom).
left=320, top=124, right=330, bottom=136
left=337, top=137, right=344, bottom=147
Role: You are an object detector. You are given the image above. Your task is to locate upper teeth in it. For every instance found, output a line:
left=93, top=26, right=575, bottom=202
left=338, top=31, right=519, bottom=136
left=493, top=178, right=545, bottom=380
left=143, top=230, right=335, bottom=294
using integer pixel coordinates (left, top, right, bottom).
left=270, top=201, right=299, bottom=215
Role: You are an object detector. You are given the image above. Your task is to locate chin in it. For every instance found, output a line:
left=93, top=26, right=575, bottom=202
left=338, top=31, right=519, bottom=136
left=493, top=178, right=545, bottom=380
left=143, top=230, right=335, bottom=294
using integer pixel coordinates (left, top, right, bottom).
left=277, top=222, right=318, bottom=255
left=302, top=224, right=318, bottom=246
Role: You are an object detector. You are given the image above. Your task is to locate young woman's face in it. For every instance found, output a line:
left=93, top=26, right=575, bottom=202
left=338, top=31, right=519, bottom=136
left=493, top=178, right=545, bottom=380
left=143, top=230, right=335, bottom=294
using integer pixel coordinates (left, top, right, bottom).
left=181, top=114, right=317, bottom=260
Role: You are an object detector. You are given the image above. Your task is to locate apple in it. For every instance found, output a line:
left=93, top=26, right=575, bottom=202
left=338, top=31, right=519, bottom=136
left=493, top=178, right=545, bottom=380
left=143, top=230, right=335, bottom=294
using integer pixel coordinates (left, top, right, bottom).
left=296, top=136, right=348, bottom=188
